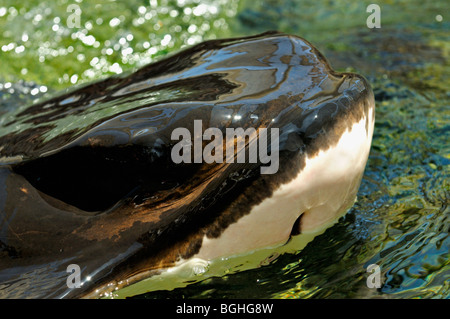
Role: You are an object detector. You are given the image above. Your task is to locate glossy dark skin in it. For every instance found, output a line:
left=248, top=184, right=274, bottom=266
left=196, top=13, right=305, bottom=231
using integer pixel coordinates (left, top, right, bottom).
left=0, top=32, right=373, bottom=298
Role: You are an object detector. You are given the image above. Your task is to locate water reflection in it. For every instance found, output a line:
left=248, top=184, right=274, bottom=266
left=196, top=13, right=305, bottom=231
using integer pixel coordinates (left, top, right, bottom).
left=0, top=0, right=239, bottom=89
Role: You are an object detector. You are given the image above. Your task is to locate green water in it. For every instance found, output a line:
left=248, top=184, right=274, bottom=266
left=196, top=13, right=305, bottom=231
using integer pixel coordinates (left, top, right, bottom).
left=0, top=0, right=448, bottom=299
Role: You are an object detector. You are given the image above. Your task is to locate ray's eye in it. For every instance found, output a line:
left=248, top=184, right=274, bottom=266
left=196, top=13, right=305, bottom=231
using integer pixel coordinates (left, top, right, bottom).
left=13, top=146, right=148, bottom=212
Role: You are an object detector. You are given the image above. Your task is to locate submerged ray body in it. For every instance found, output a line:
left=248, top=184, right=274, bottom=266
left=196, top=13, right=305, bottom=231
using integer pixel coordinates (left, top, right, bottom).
left=0, top=32, right=375, bottom=298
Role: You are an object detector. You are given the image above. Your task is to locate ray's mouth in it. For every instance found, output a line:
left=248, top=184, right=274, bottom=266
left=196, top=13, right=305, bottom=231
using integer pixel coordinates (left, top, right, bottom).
left=289, top=213, right=304, bottom=238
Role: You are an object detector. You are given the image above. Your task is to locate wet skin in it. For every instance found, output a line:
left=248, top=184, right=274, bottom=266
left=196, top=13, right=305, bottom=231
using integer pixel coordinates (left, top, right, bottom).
left=0, top=31, right=374, bottom=298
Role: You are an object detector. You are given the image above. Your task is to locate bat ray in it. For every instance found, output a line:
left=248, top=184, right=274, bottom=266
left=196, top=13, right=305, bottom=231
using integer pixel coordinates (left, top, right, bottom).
left=0, top=31, right=375, bottom=298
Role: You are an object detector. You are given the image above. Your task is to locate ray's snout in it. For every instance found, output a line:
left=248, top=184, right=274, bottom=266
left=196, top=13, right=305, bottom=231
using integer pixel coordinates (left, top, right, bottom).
left=294, top=73, right=375, bottom=233
left=196, top=73, right=375, bottom=260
